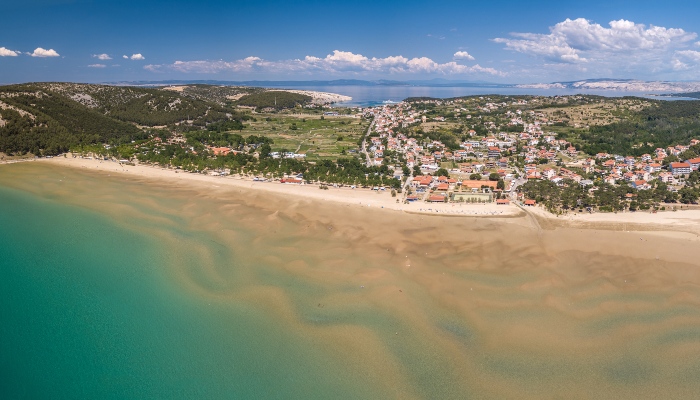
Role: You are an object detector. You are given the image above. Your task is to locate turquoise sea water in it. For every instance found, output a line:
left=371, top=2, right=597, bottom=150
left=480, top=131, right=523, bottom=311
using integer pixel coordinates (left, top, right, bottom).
left=0, top=185, right=380, bottom=399
left=3, top=163, right=700, bottom=399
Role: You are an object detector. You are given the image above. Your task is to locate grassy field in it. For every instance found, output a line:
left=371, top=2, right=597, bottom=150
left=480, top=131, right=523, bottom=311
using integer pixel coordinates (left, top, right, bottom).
left=420, top=121, right=461, bottom=131
left=242, top=113, right=369, bottom=161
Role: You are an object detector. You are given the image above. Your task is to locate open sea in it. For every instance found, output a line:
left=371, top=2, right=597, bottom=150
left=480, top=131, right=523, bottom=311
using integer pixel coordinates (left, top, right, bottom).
left=249, top=84, right=696, bottom=107
left=2, top=160, right=700, bottom=398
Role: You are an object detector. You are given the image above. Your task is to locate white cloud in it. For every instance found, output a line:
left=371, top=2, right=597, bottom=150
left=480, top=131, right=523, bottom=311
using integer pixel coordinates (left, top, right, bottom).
left=676, top=50, right=700, bottom=62
left=88, top=64, right=106, bottom=68
left=144, top=64, right=162, bottom=72
left=494, top=18, right=697, bottom=64
left=130, top=53, right=145, bottom=60
left=123, top=55, right=128, bottom=59
left=453, top=51, right=475, bottom=60
left=672, top=59, right=689, bottom=71
left=93, top=53, right=111, bottom=60
left=31, top=47, right=60, bottom=57
left=0, top=47, right=19, bottom=57
left=159, top=50, right=505, bottom=77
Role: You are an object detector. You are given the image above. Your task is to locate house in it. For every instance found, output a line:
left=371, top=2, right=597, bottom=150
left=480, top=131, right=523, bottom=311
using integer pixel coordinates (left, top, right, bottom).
left=645, top=163, right=662, bottom=173
left=687, top=157, right=700, bottom=171
left=428, top=194, right=446, bottom=203
left=631, top=180, right=651, bottom=190
left=211, top=147, right=231, bottom=156
left=411, top=175, right=433, bottom=189
left=658, top=172, right=674, bottom=183
left=670, top=162, right=692, bottom=176
left=496, top=199, right=510, bottom=205
left=524, top=199, right=536, bottom=206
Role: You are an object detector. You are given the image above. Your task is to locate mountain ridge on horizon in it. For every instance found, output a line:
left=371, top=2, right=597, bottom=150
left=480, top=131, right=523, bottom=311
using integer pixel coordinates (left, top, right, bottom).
left=4, top=78, right=700, bottom=93
left=103, top=78, right=700, bottom=91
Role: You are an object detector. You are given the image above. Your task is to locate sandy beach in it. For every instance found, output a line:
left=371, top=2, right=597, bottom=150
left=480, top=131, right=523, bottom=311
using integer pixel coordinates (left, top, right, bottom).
left=267, top=89, right=352, bottom=104
left=32, top=156, right=522, bottom=218
left=13, top=156, right=698, bottom=238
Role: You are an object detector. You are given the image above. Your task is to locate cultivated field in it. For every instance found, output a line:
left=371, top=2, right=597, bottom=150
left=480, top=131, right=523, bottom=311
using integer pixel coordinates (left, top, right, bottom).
left=242, top=113, right=370, bottom=161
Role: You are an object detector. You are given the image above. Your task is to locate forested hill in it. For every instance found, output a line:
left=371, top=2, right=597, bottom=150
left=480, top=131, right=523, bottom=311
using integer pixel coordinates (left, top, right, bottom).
left=236, top=91, right=312, bottom=110
left=576, top=99, right=700, bottom=156
left=0, top=82, right=254, bottom=155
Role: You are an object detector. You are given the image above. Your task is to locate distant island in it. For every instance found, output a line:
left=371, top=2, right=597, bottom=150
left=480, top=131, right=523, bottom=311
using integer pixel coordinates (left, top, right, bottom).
left=113, top=78, right=700, bottom=92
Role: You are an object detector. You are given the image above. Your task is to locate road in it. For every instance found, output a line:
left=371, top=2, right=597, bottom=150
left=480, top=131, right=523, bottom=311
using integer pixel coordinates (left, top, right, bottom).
left=360, top=117, right=375, bottom=167
left=509, top=166, right=527, bottom=197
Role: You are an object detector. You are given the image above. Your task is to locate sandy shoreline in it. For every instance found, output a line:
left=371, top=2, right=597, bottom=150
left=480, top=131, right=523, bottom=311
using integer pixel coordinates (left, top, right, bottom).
left=5, top=156, right=700, bottom=236
left=266, top=89, right=352, bottom=104
left=28, top=156, right=522, bottom=218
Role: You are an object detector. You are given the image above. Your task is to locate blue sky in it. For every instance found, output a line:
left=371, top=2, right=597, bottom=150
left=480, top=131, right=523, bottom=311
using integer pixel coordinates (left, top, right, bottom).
left=2, top=0, right=700, bottom=83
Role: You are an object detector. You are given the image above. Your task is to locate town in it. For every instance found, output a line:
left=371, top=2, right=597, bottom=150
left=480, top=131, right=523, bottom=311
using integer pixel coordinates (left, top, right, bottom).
left=70, top=94, right=700, bottom=214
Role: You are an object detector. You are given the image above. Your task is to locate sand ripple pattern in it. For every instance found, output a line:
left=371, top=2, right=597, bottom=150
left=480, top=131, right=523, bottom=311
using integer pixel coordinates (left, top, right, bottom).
left=2, top=163, right=700, bottom=399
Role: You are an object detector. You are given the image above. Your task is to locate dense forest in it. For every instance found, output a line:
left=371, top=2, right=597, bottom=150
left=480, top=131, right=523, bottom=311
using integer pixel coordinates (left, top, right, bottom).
left=236, top=91, right=312, bottom=110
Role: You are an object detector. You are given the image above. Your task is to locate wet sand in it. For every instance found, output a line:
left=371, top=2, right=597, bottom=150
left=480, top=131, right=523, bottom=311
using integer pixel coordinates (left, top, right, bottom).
left=2, top=161, right=700, bottom=398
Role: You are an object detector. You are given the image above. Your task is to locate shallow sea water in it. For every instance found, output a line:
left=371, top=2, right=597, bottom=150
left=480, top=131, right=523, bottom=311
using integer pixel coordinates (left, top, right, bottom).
left=2, top=162, right=700, bottom=399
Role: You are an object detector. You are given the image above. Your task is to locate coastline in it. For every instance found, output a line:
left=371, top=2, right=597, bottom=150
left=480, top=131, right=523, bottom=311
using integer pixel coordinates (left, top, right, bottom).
left=30, top=156, right=524, bottom=218
left=4, top=156, right=700, bottom=238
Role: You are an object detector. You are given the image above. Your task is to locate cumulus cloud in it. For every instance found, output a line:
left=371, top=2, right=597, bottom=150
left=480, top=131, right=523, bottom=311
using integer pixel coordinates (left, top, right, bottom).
left=0, top=47, right=19, bottom=57
left=93, top=53, right=111, bottom=60
left=88, top=64, right=106, bottom=68
left=159, top=50, right=505, bottom=77
left=453, top=51, right=475, bottom=60
left=31, top=47, right=60, bottom=57
left=494, top=18, right=697, bottom=64
left=123, top=54, right=145, bottom=60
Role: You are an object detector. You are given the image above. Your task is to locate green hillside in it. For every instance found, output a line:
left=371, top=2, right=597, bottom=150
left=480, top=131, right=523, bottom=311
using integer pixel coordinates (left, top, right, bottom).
left=0, top=83, right=252, bottom=156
